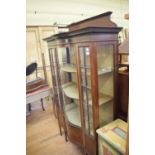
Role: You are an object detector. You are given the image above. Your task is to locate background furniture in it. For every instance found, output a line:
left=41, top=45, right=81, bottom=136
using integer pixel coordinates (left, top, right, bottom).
left=26, top=61, right=51, bottom=115
left=26, top=85, right=50, bottom=115
left=96, top=119, right=127, bottom=155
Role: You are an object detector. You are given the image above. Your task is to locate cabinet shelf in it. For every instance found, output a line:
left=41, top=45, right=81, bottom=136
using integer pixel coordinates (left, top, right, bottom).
left=88, top=93, right=113, bottom=106
left=61, top=64, right=77, bottom=73
left=61, top=64, right=113, bottom=76
left=65, top=103, right=81, bottom=127
left=62, top=82, right=112, bottom=106
left=81, top=67, right=113, bottom=76
left=62, top=82, right=79, bottom=99
left=97, top=68, right=113, bottom=75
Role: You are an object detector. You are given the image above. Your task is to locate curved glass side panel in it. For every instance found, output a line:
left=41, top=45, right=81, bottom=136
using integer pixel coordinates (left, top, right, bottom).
left=57, top=47, right=81, bottom=127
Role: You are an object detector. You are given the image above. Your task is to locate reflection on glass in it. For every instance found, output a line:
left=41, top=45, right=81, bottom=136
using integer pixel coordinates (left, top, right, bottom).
left=97, top=45, right=114, bottom=126
left=49, top=48, right=60, bottom=111
left=57, top=47, right=81, bottom=127
left=97, top=45, right=113, bottom=69
left=79, top=47, right=94, bottom=136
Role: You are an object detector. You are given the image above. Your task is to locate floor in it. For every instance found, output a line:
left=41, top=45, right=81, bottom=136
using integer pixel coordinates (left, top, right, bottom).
left=26, top=100, right=84, bottom=155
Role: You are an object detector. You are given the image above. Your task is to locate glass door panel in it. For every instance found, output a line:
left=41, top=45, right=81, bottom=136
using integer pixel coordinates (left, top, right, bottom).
left=96, top=44, right=114, bottom=126
left=79, top=47, right=94, bottom=136
left=49, top=48, right=59, bottom=103
left=49, top=48, right=64, bottom=137
left=57, top=47, right=81, bottom=127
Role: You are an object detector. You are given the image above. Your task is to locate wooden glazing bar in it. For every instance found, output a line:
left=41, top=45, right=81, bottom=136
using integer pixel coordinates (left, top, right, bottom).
left=90, top=43, right=98, bottom=155
left=76, top=45, right=87, bottom=155
left=113, top=42, right=119, bottom=119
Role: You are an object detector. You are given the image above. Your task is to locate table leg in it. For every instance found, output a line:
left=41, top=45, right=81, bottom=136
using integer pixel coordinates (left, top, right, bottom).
left=41, top=98, right=45, bottom=111
left=28, top=103, right=31, bottom=111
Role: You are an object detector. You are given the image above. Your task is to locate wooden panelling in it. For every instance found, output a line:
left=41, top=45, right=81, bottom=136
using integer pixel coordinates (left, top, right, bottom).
left=85, top=136, right=96, bottom=155
left=117, top=71, right=129, bottom=120
left=67, top=122, right=83, bottom=147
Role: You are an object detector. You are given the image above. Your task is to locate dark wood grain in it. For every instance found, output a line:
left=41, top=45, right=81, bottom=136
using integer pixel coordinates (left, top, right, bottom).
left=67, top=122, right=83, bottom=147
left=68, top=11, right=117, bottom=31
left=117, top=71, right=129, bottom=121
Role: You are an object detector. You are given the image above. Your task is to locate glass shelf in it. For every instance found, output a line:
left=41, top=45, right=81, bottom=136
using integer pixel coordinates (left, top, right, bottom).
left=80, top=67, right=113, bottom=76
left=61, top=64, right=113, bottom=75
left=61, top=64, right=77, bottom=73
left=62, top=82, right=112, bottom=106
left=62, top=82, right=79, bottom=99
left=65, top=103, right=81, bottom=127
left=97, top=68, right=113, bottom=75
left=88, top=93, right=113, bottom=106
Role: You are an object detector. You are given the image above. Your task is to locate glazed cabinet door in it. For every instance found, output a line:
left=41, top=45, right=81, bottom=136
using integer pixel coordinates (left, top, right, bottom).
left=49, top=47, right=68, bottom=141
left=77, top=42, right=117, bottom=155
left=77, top=45, right=96, bottom=155
left=49, top=46, right=83, bottom=145
left=49, top=48, right=63, bottom=135
left=59, top=46, right=83, bottom=145
left=95, top=42, right=117, bottom=155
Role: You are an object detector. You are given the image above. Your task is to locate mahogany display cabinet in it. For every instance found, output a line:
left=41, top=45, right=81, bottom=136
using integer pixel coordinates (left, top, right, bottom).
left=44, top=11, right=122, bottom=155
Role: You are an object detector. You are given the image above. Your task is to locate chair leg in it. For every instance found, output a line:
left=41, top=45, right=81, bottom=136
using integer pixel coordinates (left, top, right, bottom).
left=28, top=103, right=31, bottom=111
left=41, top=98, right=45, bottom=111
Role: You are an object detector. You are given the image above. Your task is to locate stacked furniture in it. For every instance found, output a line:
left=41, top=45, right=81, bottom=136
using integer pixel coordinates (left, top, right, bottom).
left=44, top=11, right=122, bottom=155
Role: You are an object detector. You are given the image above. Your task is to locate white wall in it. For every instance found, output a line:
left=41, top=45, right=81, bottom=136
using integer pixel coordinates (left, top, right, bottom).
left=26, top=0, right=128, bottom=28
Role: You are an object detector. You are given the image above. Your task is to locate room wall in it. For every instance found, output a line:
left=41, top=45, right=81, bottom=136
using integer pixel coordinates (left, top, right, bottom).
left=26, top=0, right=129, bottom=88
left=26, top=26, right=58, bottom=87
left=26, top=0, right=128, bottom=28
